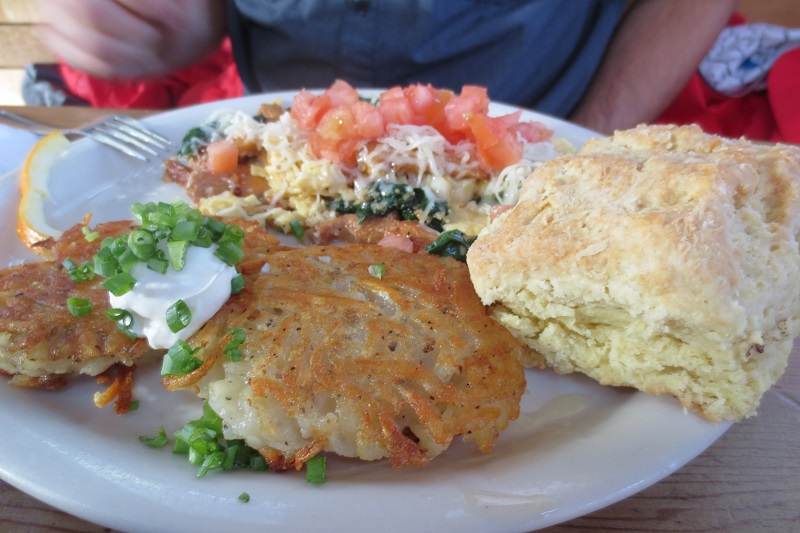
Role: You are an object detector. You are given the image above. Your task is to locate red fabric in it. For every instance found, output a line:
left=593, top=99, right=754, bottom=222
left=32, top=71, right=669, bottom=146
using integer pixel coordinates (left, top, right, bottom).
left=653, top=73, right=782, bottom=141
left=655, top=12, right=799, bottom=144
left=57, top=38, right=244, bottom=109
left=767, top=47, right=800, bottom=144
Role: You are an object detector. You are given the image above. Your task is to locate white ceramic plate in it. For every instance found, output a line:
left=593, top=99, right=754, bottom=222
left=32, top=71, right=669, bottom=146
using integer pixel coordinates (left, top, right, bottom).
left=0, top=93, right=730, bottom=533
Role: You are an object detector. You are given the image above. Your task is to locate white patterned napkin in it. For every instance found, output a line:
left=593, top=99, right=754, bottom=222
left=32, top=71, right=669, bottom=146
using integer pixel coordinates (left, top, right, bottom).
left=699, top=23, right=800, bottom=96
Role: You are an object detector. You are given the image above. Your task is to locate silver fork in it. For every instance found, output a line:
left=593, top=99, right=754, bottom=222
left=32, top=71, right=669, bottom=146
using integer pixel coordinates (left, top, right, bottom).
left=0, top=110, right=173, bottom=162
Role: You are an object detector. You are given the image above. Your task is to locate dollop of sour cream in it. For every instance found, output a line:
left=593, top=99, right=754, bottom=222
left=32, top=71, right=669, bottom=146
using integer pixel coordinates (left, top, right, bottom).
left=109, top=245, right=237, bottom=349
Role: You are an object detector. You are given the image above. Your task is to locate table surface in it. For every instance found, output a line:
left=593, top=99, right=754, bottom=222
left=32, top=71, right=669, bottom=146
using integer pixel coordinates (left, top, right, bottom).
left=1, top=105, right=798, bottom=533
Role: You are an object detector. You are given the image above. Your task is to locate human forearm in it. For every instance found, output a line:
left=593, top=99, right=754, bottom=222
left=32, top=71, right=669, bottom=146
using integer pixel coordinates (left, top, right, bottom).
left=570, top=0, right=738, bottom=134
left=34, top=0, right=228, bottom=80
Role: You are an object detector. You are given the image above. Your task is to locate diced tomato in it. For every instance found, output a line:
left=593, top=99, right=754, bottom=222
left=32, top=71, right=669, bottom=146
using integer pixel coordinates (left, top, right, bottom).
left=378, top=87, right=415, bottom=125
left=291, top=90, right=332, bottom=130
left=513, top=121, right=553, bottom=143
left=289, top=79, right=553, bottom=171
left=325, top=79, right=361, bottom=107
left=316, top=107, right=358, bottom=140
left=310, top=107, right=362, bottom=164
left=444, top=85, right=490, bottom=133
left=351, top=100, right=385, bottom=138
left=489, top=204, right=514, bottom=221
left=205, top=140, right=239, bottom=175
left=404, top=84, right=436, bottom=116
left=469, top=113, right=523, bottom=171
left=377, top=233, right=415, bottom=253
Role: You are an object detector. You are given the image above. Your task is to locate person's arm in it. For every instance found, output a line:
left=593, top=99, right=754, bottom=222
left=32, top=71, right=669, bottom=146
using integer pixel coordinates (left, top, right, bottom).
left=570, top=0, right=738, bottom=134
left=33, top=0, right=227, bottom=80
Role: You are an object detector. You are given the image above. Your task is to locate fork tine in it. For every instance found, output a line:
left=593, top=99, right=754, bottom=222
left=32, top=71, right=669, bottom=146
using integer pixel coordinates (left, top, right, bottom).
left=81, top=130, right=150, bottom=162
left=92, top=124, right=160, bottom=157
left=111, top=115, right=173, bottom=146
left=106, top=119, right=171, bottom=150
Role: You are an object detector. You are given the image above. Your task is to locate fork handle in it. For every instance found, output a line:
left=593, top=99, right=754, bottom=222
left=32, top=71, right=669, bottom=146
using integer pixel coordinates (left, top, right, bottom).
left=0, top=110, right=55, bottom=131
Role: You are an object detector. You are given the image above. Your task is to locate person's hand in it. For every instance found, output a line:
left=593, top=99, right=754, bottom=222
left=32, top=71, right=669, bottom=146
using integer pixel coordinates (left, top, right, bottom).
left=33, top=0, right=227, bottom=79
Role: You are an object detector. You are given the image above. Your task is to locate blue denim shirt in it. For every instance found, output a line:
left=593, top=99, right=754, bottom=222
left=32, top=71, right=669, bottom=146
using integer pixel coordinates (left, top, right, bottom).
left=229, top=0, right=626, bottom=117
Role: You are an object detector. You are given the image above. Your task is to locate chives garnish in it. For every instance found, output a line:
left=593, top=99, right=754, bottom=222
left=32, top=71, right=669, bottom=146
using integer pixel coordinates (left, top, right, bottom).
left=103, top=272, right=137, bottom=296
left=305, top=455, right=326, bottom=484
left=167, top=240, right=189, bottom=271
left=82, top=225, right=100, bottom=242
left=147, top=255, right=169, bottom=274
left=93, top=250, right=119, bottom=279
left=289, top=219, right=304, bottom=239
left=166, top=299, right=192, bottom=333
left=368, top=263, right=386, bottom=279
left=161, top=340, right=203, bottom=376
left=172, top=219, right=201, bottom=242
left=162, top=401, right=269, bottom=478
left=223, top=328, right=246, bottom=361
left=238, top=492, right=250, bottom=503
left=139, top=426, right=169, bottom=448
left=202, top=217, right=227, bottom=240
left=117, top=248, right=139, bottom=273
left=106, top=308, right=137, bottom=339
left=231, top=274, right=245, bottom=294
left=214, top=241, right=245, bottom=266
left=66, top=297, right=93, bottom=316
left=128, top=229, right=156, bottom=260
left=63, top=259, right=95, bottom=282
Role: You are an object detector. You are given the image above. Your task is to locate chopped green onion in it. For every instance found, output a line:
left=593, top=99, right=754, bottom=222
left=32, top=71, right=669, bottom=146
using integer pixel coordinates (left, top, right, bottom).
left=192, top=227, right=213, bottom=248
left=82, top=225, right=100, bottom=242
left=197, top=451, right=226, bottom=477
left=214, top=241, right=245, bottom=266
left=106, top=308, right=137, bottom=339
left=172, top=219, right=201, bottom=242
left=202, top=217, right=227, bottom=241
left=103, top=272, right=137, bottom=296
left=106, top=307, right=133, bottom=326
left=161, top=340, right=202, bottom=376
left=230, top=274, right=245, bottom=295
left=147, top=254, right=169, bottom=274
left=166, top=299, right=192, bottom=333
left=289, top=219, right=305, bottom=239
left=166, top=401, right=269, bottom=477
left=368, top=264, right=386, bottom=279
left=305, top=455, right=326, bottom=484
left=224, top=328, right=246, bottom=361
left=238, top=492, right=250, bottom=503
left=129, top=400, right=140, bottom=411
left=93, top=249, right=120, bottom=278
left=128, top=229, right=156, bottom=260
left=117, top=248, right=140, bottom=273
left=219, top=223, right=245, bottom=246
left=139, top=426, right=169, bottom=448
left=167, top=240, right=189, bottom=271
left=63, top=259, right=95, bottom=282
left=66, top=297, right=93, bottom=316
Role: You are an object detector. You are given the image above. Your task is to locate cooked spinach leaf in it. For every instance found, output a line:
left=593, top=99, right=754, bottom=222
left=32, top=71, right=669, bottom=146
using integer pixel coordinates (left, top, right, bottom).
left=330, top=181, right=449, bottom=232
left=424, top=230, right=476, bottom=263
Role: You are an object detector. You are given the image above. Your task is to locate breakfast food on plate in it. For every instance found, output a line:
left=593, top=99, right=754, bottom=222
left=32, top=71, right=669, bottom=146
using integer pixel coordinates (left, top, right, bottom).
left=0, top=220, right=153, bottom=390
left=467, top=124, right=800, bottom=423
left=0, top=213, right=281, bottom=394
left=166, top=244, right=528, bottom=470
left=163, top=80, right=568, bottom=245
